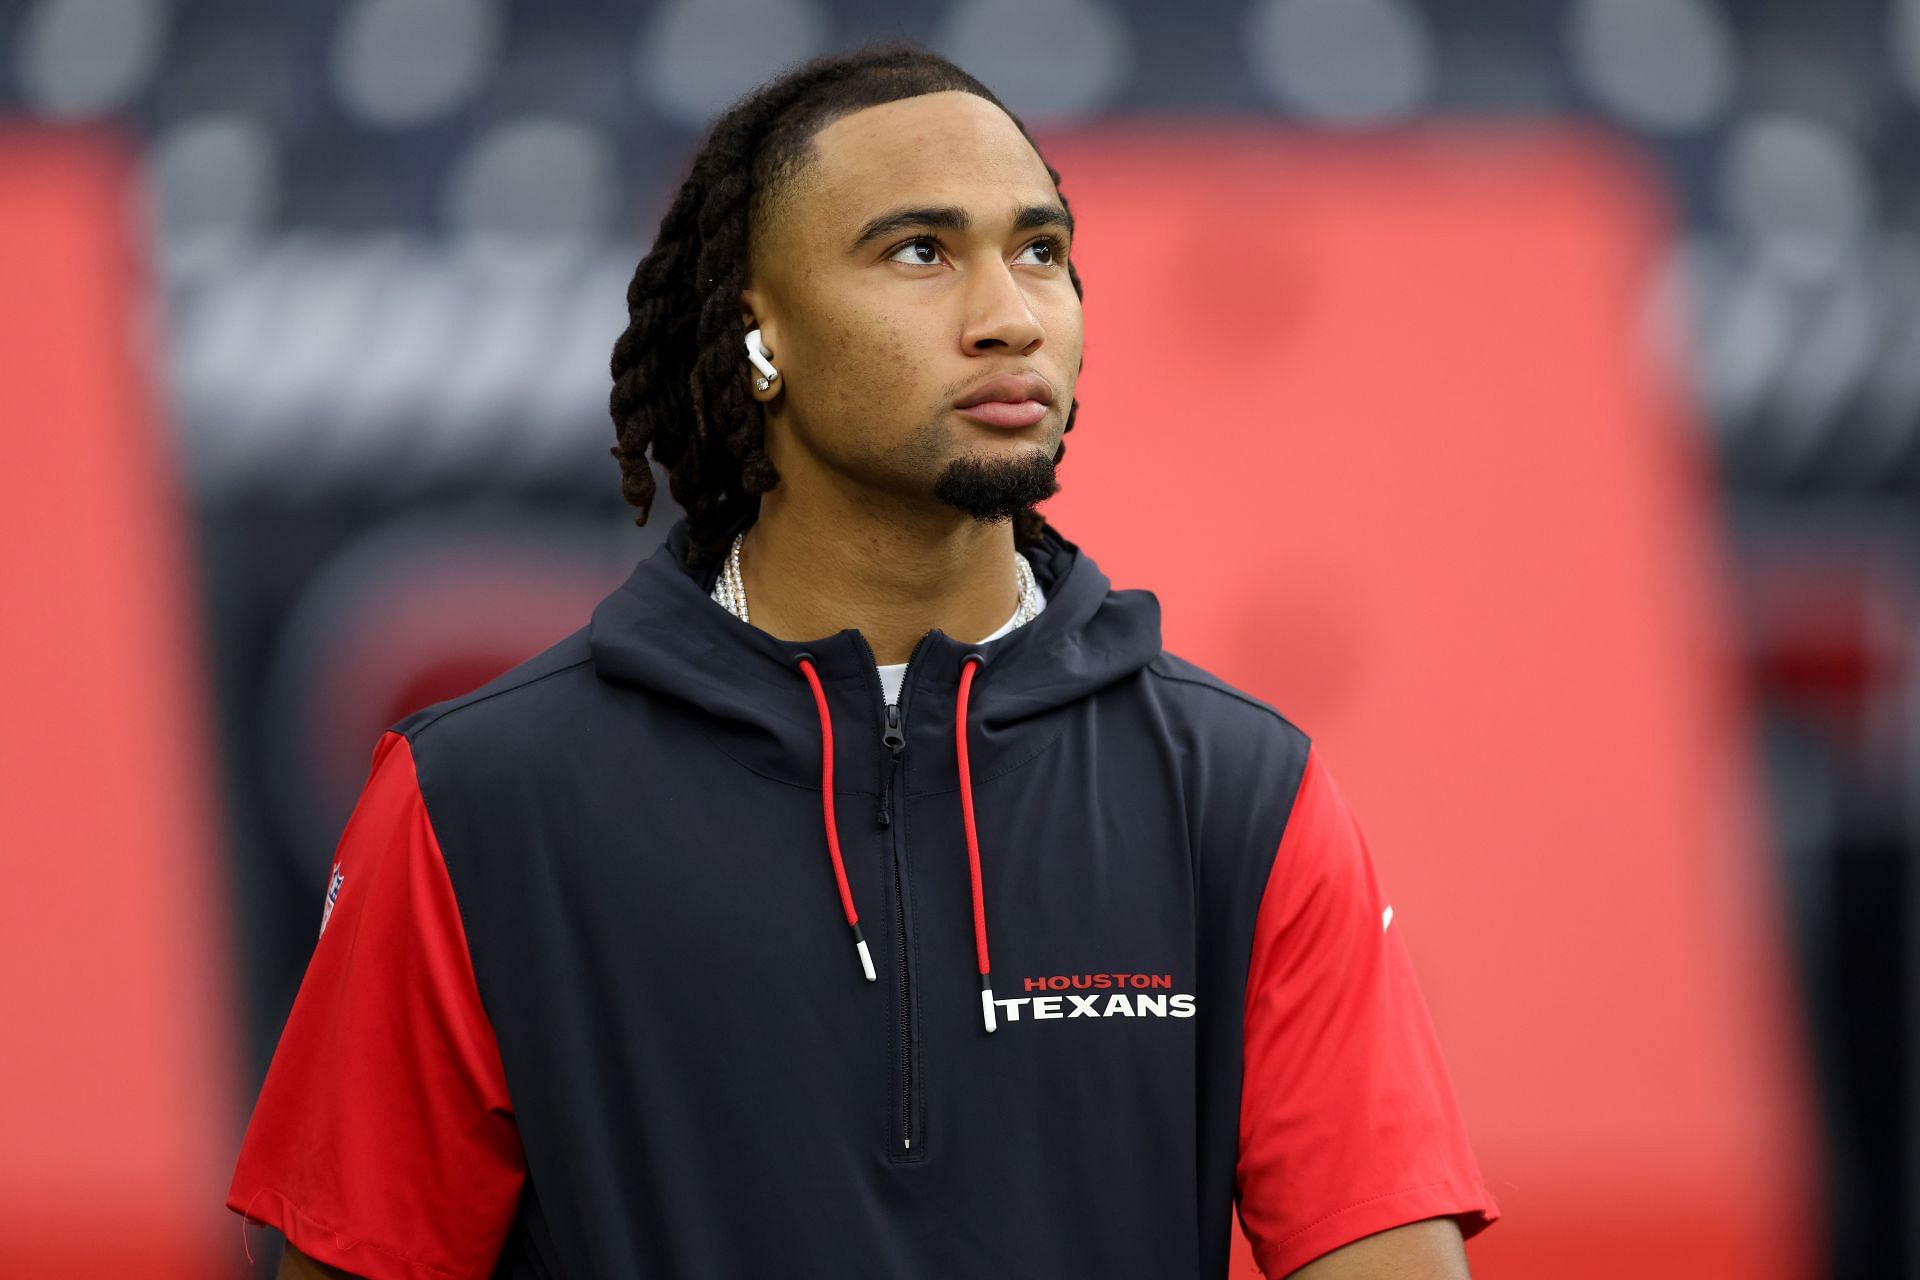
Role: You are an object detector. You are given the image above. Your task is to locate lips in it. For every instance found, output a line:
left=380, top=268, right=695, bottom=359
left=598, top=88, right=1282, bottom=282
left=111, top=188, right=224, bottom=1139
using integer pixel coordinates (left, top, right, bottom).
left=954, top=372, right=1053, bottom=428
left=955, top=372, right=1054, bottom=410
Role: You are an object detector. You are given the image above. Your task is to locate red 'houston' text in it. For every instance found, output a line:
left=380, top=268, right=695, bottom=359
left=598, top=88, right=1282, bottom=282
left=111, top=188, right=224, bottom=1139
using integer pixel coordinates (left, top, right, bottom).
left=1022, top=973, right=1173, bottom=992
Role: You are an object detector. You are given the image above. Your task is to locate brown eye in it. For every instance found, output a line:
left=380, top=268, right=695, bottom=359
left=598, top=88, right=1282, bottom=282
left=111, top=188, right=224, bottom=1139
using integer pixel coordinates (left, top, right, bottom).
left=1016, top=237, right=1063, bottom=266
left=888, top=237, right=941, bottom=265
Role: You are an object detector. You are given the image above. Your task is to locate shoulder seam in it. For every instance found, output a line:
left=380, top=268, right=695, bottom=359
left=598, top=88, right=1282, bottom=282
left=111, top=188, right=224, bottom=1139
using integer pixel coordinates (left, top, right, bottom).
left=404, top=656, right=596, bottom=742
left=1144, top=663, right=1301, bottom=731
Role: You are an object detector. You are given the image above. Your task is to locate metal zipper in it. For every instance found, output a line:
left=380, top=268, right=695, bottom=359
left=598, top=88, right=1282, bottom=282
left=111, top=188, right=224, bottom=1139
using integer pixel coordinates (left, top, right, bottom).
left=890, top=812, right=913, bottom=1153
left=856, top=630, right=931, bottom=1156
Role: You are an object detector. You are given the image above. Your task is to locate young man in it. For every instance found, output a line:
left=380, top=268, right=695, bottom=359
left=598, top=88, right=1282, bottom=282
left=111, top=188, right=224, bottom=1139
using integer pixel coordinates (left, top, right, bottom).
left=230, top=43, right=1500, bottom=1280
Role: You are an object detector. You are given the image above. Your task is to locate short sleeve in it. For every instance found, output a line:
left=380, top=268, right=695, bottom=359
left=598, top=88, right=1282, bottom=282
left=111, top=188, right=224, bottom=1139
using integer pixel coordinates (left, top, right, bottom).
left=1236, top=745, right=1499, bottom=1278
left=227, top=730, right=526, bottom=1280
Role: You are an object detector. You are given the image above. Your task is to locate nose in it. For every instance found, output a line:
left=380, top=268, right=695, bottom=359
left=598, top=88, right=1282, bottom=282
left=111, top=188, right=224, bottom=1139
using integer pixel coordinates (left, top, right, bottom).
left=961, top=259, right=1044, bottom=356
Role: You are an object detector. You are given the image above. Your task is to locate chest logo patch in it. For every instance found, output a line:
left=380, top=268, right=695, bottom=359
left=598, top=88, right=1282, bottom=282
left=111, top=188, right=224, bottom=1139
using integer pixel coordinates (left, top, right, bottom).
left=993, top=972, right=1197, bottom=1023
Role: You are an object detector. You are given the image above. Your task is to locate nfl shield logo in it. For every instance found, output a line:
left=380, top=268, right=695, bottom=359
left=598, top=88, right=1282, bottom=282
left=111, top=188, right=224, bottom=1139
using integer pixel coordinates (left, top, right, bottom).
left=319, top=862, right=345, bottom=939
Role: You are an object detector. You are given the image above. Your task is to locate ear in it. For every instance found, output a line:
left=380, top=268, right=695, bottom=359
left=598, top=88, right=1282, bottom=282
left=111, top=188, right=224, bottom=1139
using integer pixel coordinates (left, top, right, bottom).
left=739, top=287, right=783, bottom=400
left=738, top=287, right=774, bottom=351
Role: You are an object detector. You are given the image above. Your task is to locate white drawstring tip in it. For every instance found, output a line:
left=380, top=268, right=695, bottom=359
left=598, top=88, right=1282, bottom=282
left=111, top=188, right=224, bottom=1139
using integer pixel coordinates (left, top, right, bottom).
left=856, top=938, right=876, bottom=982
left=981, top=985, right=997, bottom=1033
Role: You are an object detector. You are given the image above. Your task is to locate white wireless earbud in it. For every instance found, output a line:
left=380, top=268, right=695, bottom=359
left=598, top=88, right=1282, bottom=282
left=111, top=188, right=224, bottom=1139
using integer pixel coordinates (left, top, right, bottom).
left=744, top=328, right=779, bottom=389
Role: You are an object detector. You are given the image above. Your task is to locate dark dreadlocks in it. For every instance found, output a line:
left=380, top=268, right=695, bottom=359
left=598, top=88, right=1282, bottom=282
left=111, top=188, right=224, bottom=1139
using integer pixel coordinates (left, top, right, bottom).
left=607, top=41, right=1085, bottom=572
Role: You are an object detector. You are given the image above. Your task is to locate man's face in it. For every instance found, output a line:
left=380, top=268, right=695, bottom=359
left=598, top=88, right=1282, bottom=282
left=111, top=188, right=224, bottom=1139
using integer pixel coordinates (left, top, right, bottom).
left=742, top=90, right=1082, bottom=523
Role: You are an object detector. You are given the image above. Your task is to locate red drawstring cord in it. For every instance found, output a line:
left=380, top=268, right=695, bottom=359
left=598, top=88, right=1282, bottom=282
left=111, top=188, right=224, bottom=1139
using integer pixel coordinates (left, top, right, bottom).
left=797, top=656, right=876, bottom=982
left=956, top=655, right=996, bottom=1032
left=797, top=652, right=995, bottom=1033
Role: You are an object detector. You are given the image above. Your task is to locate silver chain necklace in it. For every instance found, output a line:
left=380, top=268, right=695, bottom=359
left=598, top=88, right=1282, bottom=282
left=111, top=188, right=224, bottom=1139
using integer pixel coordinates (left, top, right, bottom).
left=711, top=529, right=1042, bottom=633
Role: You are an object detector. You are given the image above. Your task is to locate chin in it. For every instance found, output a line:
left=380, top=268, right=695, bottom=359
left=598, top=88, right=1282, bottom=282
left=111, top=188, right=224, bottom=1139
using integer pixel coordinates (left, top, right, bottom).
left=931, top=447, right=1058, bottom=520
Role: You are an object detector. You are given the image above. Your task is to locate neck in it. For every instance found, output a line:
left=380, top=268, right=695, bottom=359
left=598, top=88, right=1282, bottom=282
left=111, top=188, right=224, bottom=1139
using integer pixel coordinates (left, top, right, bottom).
left=739, top=484, right=1024, bottom=665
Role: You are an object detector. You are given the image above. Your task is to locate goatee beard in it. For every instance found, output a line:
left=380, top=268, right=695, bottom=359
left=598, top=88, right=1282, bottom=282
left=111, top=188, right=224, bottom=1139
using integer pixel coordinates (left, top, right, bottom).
left=932, top=449, right=1059, bottom=523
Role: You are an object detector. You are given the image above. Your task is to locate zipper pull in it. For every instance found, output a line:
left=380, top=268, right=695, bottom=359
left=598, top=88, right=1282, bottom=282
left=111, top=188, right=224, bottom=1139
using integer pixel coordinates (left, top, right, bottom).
left=878, top=702, right=905, bottom=826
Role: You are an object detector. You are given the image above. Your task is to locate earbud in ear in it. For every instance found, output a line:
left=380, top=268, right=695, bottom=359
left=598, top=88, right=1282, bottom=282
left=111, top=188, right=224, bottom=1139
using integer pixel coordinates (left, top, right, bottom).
left=745, top=328, right=779, bottom=390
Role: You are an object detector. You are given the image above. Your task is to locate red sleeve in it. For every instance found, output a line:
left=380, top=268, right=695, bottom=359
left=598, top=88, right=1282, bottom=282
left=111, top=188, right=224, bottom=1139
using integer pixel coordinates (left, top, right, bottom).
left=1236, top=745, right=1499, bottom=1278
left=227, top=730, right=526, bottom=1280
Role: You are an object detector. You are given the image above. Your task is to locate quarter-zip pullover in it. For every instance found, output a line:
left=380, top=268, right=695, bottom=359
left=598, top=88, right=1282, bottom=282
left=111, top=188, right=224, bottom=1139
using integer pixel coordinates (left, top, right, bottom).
left=228, top=515, right=1500, bottom=1278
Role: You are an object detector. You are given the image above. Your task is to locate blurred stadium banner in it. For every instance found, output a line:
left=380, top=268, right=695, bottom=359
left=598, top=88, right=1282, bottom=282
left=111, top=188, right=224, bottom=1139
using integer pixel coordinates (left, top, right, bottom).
left=0, top=127, right=239, bottom=1277
left=1043, top=123, right=1825, bottom=1278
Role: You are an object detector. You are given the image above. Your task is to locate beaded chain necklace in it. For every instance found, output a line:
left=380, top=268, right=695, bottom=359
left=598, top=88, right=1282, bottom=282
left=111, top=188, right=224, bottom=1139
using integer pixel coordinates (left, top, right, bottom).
left=711, top=529, right=1042, bottom=632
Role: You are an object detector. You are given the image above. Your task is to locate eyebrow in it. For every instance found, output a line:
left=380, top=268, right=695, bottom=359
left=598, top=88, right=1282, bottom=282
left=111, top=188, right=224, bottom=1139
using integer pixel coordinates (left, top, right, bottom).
left=847, top=203, right=1074, bottom=254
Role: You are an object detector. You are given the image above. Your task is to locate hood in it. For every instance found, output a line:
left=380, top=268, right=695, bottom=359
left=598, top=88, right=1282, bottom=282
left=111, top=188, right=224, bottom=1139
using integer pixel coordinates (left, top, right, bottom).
left=588, top=510, right=1163, bottom=1034
left=591, top=512, right=1161, bottom=731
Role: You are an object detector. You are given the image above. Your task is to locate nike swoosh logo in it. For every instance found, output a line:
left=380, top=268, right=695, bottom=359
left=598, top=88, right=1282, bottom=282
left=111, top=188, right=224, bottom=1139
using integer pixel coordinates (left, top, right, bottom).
left=1382, top=904, right=1393, bottom=932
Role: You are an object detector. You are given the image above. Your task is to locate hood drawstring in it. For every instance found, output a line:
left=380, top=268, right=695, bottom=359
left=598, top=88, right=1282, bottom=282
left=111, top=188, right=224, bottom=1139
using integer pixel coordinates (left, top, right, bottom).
left=794, top=652, right=998, bottom=1035
left=955, top=655, right=995, bottom=1033
left=796, top=656, right=877, bottom=984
